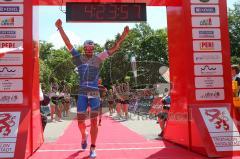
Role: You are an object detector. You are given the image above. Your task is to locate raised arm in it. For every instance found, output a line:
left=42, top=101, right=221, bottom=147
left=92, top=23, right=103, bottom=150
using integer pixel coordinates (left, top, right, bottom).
left=55, top=19, right=73, bottom=51
left=108, top=26, right=129, bottom=56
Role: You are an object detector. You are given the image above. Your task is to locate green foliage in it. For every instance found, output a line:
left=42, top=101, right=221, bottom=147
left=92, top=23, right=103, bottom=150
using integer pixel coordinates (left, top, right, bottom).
left=231, top=56, right=240, bottom=65
left=39, top=41, right=78, bottom=93
left=100, top=23, right=168, bottom=88
left=228, top=1, right=240, bottom=57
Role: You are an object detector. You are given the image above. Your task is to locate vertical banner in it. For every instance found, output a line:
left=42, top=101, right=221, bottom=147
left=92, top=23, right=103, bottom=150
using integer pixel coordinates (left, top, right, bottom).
left=165, top=0, right=240, bottom=157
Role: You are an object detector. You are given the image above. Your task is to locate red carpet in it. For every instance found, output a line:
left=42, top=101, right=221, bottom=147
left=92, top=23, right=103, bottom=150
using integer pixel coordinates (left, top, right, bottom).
left=30, top=116, right=207, bottom=159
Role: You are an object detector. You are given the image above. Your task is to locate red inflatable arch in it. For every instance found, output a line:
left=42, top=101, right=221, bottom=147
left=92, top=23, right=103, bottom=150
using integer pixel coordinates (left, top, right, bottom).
left=0, top=0, right=239, bottom=158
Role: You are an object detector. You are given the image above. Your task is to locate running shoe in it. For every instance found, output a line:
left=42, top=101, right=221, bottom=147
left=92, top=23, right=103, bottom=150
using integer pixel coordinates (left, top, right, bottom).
left=89, top=148, right=97, bottom=158
left=81, top=132, right=88, bottom=150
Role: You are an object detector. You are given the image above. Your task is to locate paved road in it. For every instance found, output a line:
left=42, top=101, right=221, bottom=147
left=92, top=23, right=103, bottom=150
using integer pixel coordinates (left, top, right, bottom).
left=43, top=107, right=160, bottom=142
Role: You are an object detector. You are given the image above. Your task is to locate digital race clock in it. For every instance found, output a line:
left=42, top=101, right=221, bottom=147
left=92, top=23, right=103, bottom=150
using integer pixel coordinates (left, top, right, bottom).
left=66, top=2, right=147, bottom=22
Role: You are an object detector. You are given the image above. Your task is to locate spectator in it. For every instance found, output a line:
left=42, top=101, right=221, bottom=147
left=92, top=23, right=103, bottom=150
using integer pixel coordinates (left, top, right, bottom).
left=232, top=65, right=240, bottom=97
left=157, top=94, right=171, bottom=138
left=40, top=85, right=49, bottom=131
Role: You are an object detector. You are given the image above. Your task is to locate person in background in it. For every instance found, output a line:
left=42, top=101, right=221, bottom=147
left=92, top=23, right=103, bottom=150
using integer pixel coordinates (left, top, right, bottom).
left=63, top=88, right=71, bottom=117
left=113, top=83, right=123, bottom=118
left=98, top=79, right=107, bottom=126
left=107, top=88, right=114, bottom=116
left=56, top=90, right=64, bottom=122
left=157, top=93, right=171, bottom=138
left=49, top=84, right=59, bottom=122
left=40, top=85, right=48, bottom=131
left=121, top=82, right=130, bottom=119
left=232, top=65, right=240, bottom=97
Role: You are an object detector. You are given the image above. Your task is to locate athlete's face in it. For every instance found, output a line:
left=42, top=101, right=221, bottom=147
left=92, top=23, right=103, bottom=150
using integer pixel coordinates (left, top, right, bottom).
left=84, top=45, right=94, bottom=56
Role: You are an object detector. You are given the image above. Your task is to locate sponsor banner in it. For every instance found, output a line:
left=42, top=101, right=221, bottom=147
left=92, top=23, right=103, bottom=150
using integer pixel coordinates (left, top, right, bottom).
left=193, top=40, right=221, bottom=51
left=196, top=89, right=225, bottom=100
left=0, top=41, right=23, bottom=52
left=191, top=5, right=219, bottom=16
left=0, top=28, right=23, bottom=40
left=0, top=53, right=23, bottom=65
left=0, top=16, right=23, bottom=27
left=0, top=66, right=23, bottom=78
left=0, top=0, right=24, bottom=2
left=195, top=77, right=224, bottom=88
left=194, top=53, right=222, bottom=63
left=0, top=112, right=21, bottom=158
left=192, top=16, right=220, bottom=27
left=0, top=92, right=23, bottom=104
left=192, top=28, right=221, bottom=39
left=191, top=0, right=219, bottom=4
left=0, top=79, right=23, bottom=91
left=194, top=64, right=223, bottom=76
left=0, top=4, right=23, bottom=15
left=199, top=107, right=240, bottom=151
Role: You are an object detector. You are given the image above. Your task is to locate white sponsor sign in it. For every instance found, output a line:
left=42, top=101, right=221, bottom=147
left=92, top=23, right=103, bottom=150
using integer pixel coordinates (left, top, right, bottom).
left=0, top=143, right=16, bottom=158
left=0, top=28, right=23, bottom=40
left=192, top=28, right=221, bottom=39
left=191, top=5, right=219, bottom=15
left=0, top=66, right=23, bottom=78
left=0, top=4, right=23, bottom=15
left=199, top=107, right=240, bottom=151
left=191, top=0, right=219, bottom=4
left=0, top=41, right=23, bottom=53
left=0, top=112, right=21, bottom=158
left=0, top=54, right=23, bottom=65
left=194, top=53, right=222, bottom=63
left=0, top=92, right=23, bottom=104
left=194, top=64, right=223, bottom=76
left=0, top=16, right=23, bottom=27
left=195, top=77, right=224, bottom=88
left=0, top=79, right=23, bottom=91
left=0, top=0, right=24, bottom=2
left=193, top=40, right=222, bottom=51
left=192, top=17, right=220, bottom=27
left=196, top=89, right=225, bottom=100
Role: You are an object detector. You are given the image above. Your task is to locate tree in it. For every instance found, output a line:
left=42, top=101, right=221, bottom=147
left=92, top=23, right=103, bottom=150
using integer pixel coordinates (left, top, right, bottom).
left=100, top=23, right=168, bottom=88
left=228, top=1, right=240, bottom=58
left=39, top=40, right=54, bottom=61
left=39, top=42, right=79, bottom=93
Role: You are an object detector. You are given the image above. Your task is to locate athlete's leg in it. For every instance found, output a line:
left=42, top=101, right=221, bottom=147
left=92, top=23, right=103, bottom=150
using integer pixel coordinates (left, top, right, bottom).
left=123, top=103, right=129, bottom=119
left=98, top=103, right=102, bottom=126
left=116, top=102, right=122, bottom=117
left=89, top=97, right=100, bottom=146
left=77, top=95, right=88, bottom=148
left=50, top=104, right=55, bottom=121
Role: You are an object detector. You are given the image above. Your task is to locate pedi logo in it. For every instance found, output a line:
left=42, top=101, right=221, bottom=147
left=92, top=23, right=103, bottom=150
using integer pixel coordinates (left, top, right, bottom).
left=200, top=41, right=214, bottom=50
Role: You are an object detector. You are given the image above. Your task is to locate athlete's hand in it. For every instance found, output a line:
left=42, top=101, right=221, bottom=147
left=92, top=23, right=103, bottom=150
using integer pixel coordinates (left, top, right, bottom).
left=123, top=26, right=129, bottom=37
left=55, top=19, right=62, bottom=29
